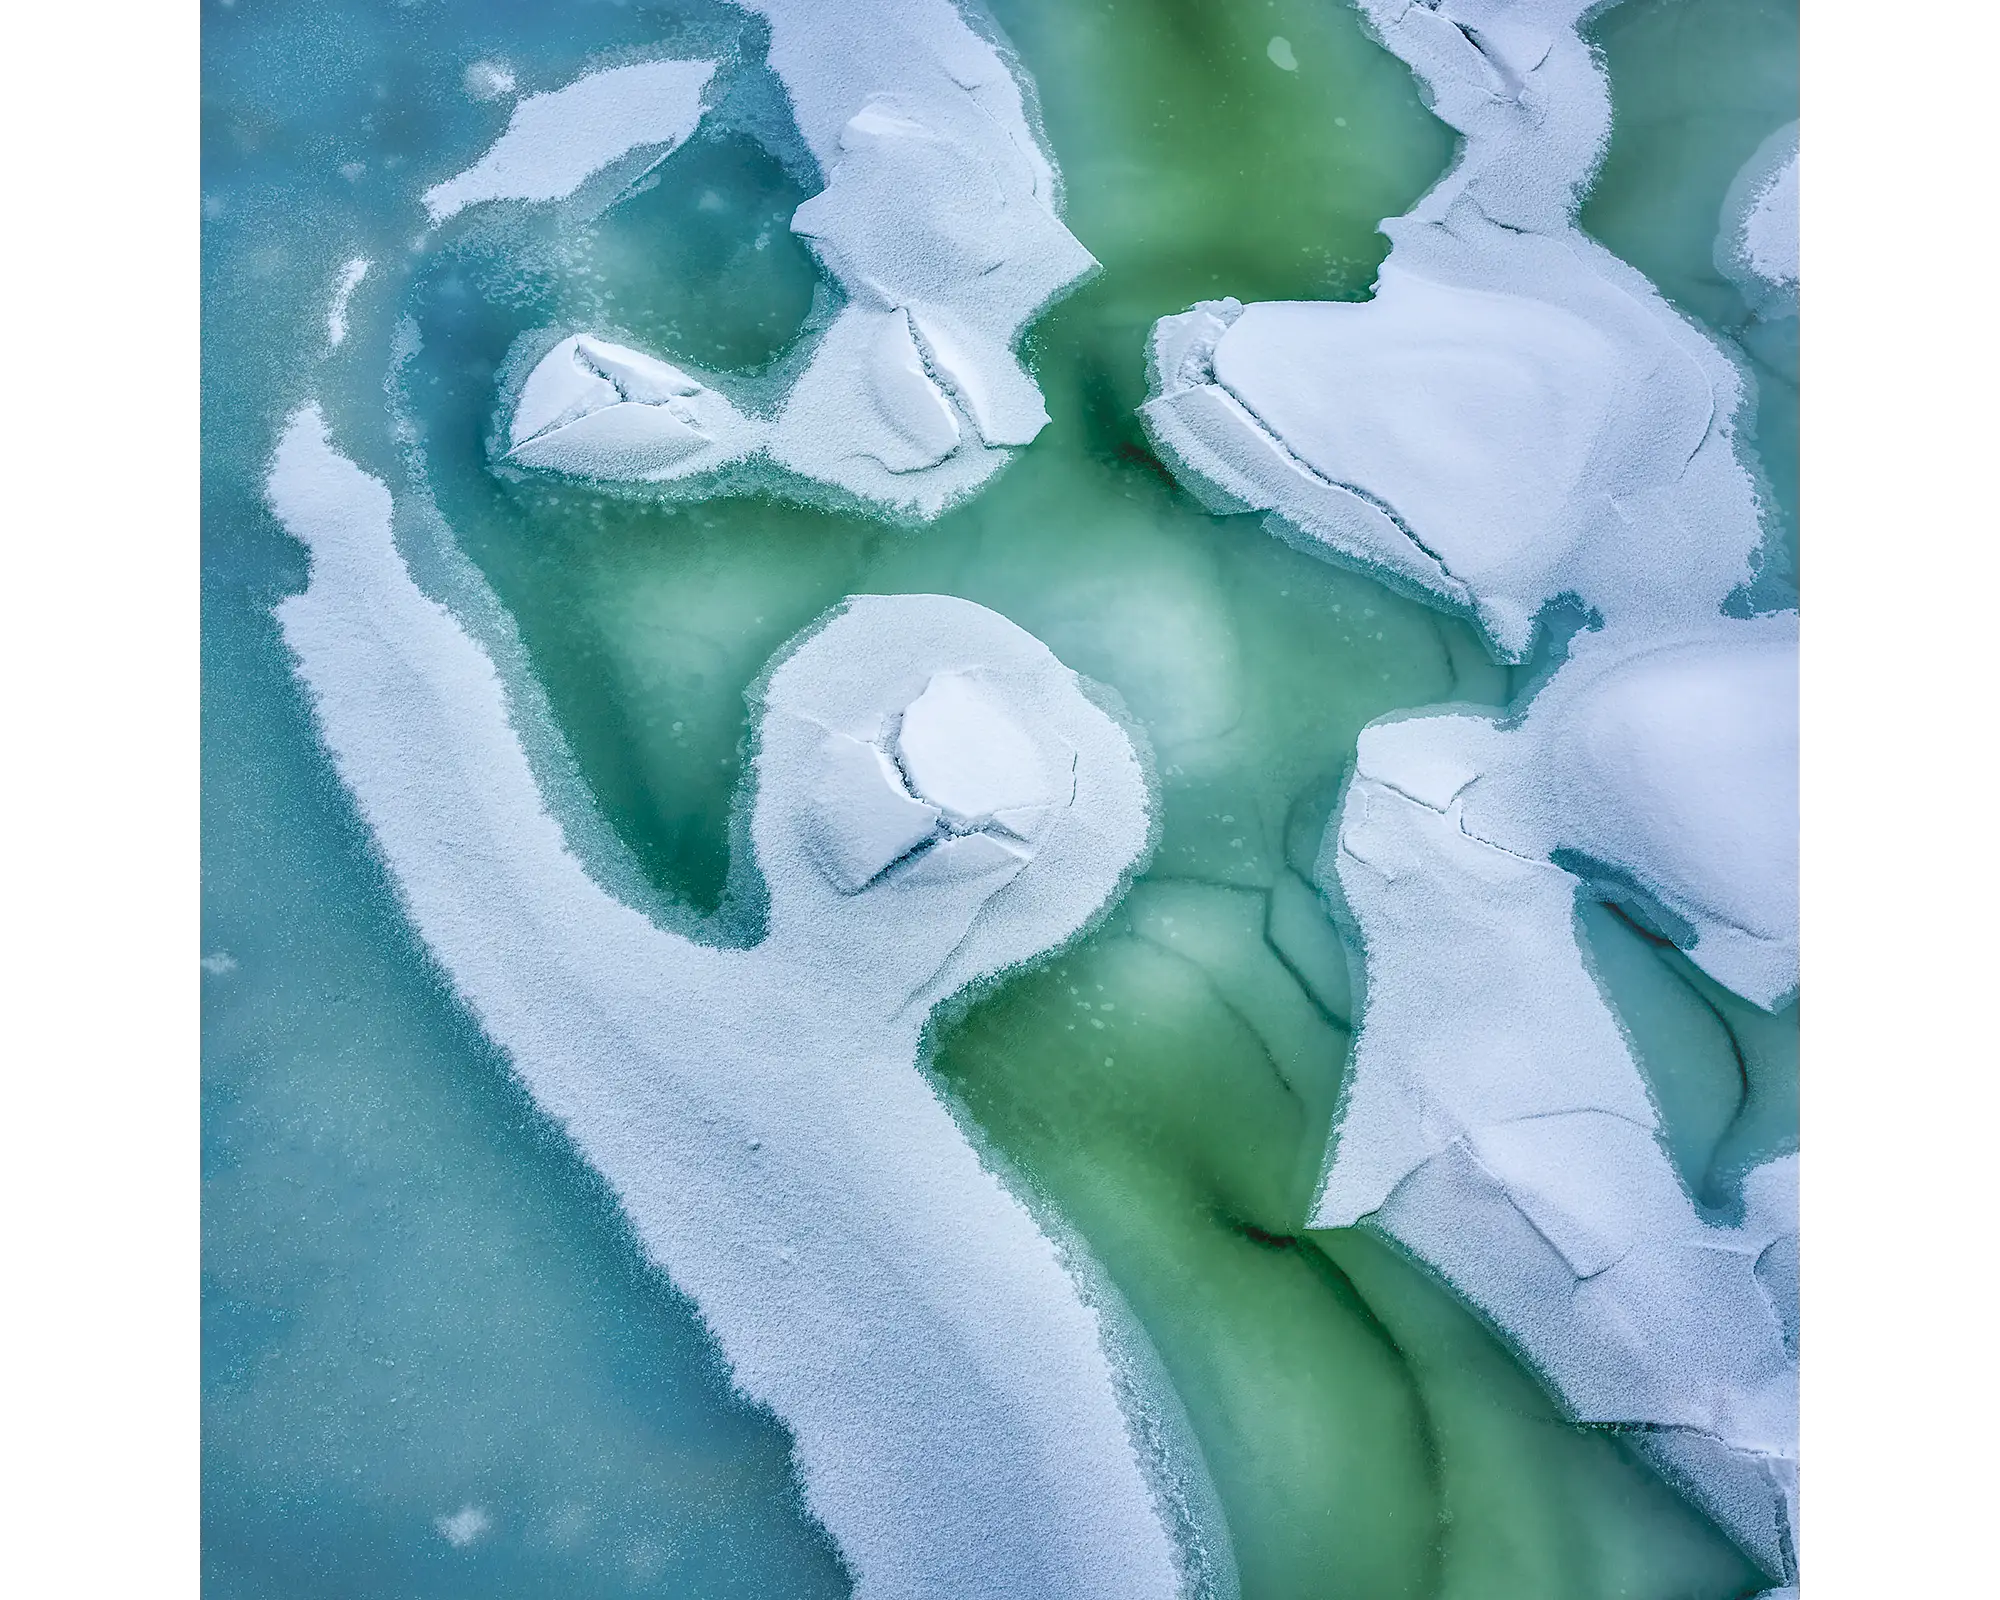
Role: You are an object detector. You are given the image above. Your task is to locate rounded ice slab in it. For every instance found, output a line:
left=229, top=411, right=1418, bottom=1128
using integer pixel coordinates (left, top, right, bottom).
left=1499, top=618, right=1800, bottom=1007
left=505, top=336, right=763, bottom=481
left=267, top=412, right=1193, bottom=1600
left=807, top=670, right=1055, bottom=895
left=421, top=59, right=717, bottom=222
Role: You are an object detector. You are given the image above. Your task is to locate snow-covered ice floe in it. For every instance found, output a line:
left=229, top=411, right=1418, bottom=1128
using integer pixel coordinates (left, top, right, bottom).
left=422, top=59, right=718, bottom=222
left=484, top=0, right=1095, bottom=519
left=267, top=406, right=1212, bottom=1600
left=1140, top=0, right=1799, bottom=1586
left=1318, top=615, right=1799, bottom=1571
left=1717, top=121, right=1799, bottom=321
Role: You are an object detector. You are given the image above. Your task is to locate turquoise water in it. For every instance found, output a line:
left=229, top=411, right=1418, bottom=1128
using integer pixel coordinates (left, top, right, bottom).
left=204, top=1, right=1795, bottom=1593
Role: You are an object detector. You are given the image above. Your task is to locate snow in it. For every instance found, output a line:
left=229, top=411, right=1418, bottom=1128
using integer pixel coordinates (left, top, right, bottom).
left=1141, top=1, right=1766, bottom=663
left=1471, top=617, right=1801, bottom=1007
left=807, top=734, right=942, bottom=894
left=895, top=672, right=1049, bottom=828
left=1718, top=122, right=1800, bottom=320
left=1320, top=678, right=1799, bottom=1573
left=504, top=336, right=761, bottom=482
left=1133, top=0, right=1801, bottom=1581
left=486, top=3, right=1094, bottom=519
left=268, top=408, right=1192, bottom=1600
left=422, top=59, right=717, bottom=223
left=326, top=257, right=369, bottom=350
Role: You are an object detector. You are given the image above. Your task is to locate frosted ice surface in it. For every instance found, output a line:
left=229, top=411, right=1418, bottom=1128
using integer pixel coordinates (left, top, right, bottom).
left=1321, top=672, right=1799, bottom=1571
left=491, top=2, right=1093, bottom=518
left=268, top=408, right=1191, bottom=1600
left=1718, top=122, right=1800, bottom=319
left=1142, top=1, right=1765, bottom=663
left=1472, top=617, right=1801, bottom=1006
left=896, top=672, right=1049, bottom=827
left=506, top=336, right=761, bottom=482
left=325, top=258, right=369, bottom=350
left=423, top=59, right=717, bottom=222
left=1137, top=0, right=1801, bottom=1582
left=808, top=734, right=943, bottom=894
left=1744, top=159, right=1799, bottom=286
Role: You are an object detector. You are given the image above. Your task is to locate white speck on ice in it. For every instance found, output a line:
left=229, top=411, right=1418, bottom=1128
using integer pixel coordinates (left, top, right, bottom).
left=200, top=952, right=237, bottom=975
left=422, top=59, right=716, bottom=223
left=462, top=59, right=517, bottom=102
left=435, top=1505, right=491, bottom=1548
left=266, top=409, right=1191, bottom=1600
left=325, top=257, right=370, bottom=350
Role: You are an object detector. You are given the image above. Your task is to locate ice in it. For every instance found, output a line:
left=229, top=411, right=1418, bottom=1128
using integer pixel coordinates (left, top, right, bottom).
left=490, top=2, right=1094, bottom=518
left=325, top=257, right=369, bottom=350
left=808, top=734, right=942, bottom=894
left=1134, top=0, right=1801, bottom=1581
left=1320, top=680, right=1799, bottom=1571
left=895, top=672, right=1049, bottom=828
left=856, top=310, right=962, bottom=473
left=504, top=336, right=761, bottom=482
left=1718, top=122, right=1800, bottom=319
left=268, top=408, right=1190, bottom=1599
left=463, top=60, right=517, bottom=103
left=1141, top=1, right=1766, bottom=663
left=422, top=59, right=717, bottom=222
left=434, top=1505, right=492, bottom=1548
left=1468, top=616, right=1801, bottom=1006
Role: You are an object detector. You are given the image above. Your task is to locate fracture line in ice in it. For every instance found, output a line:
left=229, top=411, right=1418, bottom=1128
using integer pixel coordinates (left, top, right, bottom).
left=478, top=0, right=1095, bottom=519
left=421, top=59, right=718, bottom=222
left=1138, top=0, right=1800, bottom=1585
left=268, top=405, right=1204, bottom=1600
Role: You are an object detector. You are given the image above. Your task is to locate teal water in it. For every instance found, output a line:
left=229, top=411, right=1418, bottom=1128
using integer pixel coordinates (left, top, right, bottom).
left=204, top=1, right=1795, bottom=1594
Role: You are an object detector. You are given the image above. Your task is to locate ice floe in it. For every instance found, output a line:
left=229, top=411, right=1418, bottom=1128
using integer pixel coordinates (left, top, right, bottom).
left=1718, top=122, right=1800, bottom=320
left=504, top=335, right=763, bottom=482
left=422, top=59, right=717, bottom=222
left=1319, top=648, right=1799, bottom=1572
left=483, top=2, right=1094, bottom=518
left=1138, top=0, right=1800, bottom=1583
left=268, top=406, right=1195, bottom=1600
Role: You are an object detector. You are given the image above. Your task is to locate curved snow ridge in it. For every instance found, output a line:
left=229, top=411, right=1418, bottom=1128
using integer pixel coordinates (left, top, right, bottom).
left=1717, top=121, right=1799, bottom=320
left=1316, top=634, right=1799, bottom=1573
left=422, top=59, right=718, bottom=222
left=267, top=405, right=1198, bottom=1600
left=483, top=2, right=1093, bottom=519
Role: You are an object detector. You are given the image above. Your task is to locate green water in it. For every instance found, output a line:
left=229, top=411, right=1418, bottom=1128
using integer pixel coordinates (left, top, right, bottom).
left=206, top=0, right=1795, bottom=1593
